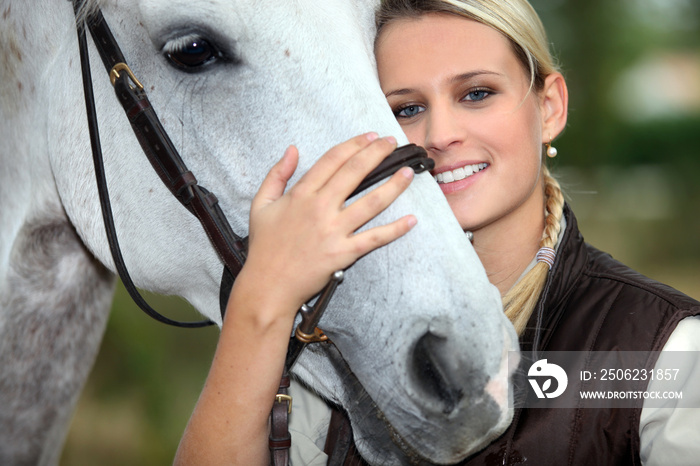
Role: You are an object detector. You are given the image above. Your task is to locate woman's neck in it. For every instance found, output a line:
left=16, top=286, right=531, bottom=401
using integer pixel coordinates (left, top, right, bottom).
left=471, top=189, right=545, bottom=296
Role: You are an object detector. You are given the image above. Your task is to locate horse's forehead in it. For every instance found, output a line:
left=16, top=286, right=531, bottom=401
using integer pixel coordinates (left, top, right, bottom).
left=102, top=0, right=381, bottom=58
left=125, top=0, right=380, bottom=26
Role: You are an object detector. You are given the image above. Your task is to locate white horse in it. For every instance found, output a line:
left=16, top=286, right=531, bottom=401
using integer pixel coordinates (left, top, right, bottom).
left=0, top=0, right=518, bottom=464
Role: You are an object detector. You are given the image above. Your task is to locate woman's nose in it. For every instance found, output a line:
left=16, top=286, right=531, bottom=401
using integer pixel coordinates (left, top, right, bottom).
left=424, top=104, right=464, bottom=153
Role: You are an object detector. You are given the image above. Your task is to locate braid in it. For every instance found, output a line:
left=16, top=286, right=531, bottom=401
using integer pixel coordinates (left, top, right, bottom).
left=502, top=165, right=564, bottom=335
left=541, top=166, right=564, bottom=249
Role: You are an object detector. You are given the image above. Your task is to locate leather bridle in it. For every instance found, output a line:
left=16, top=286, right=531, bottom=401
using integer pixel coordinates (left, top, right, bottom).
left=72, top=1, right=433, bottom=462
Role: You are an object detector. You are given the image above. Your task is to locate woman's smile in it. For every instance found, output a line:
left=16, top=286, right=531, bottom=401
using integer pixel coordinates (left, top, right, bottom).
left=432, top=161, right=489, bottom=195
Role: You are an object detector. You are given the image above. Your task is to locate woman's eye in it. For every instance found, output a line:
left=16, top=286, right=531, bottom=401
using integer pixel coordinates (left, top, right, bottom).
left=463, top=89, right=490, bottom=102
left=395, top=105, right=425, bottom=118
left=165, top=36, right=221, bottom=70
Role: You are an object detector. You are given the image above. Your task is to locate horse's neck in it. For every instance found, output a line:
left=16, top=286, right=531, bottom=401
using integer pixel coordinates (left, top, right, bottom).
left=1, top=1, right=75, bottom=262
left=0, top=5, right=116, bottom=463
left=0, top=0, right=112, bottom=304
left=1, top=0, right=72, bottom=128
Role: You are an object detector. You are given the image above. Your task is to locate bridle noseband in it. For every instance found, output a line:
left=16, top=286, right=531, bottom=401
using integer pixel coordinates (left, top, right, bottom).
left=72, top=1, right=433, bottom=462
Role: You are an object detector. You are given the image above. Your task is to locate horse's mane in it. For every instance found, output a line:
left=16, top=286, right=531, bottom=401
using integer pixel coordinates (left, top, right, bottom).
left=75, top=0, right=107, bottom=24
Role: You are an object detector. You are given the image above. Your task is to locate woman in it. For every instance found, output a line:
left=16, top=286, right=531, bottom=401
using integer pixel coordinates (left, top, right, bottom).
left=176, top=0, right=700, bottom=464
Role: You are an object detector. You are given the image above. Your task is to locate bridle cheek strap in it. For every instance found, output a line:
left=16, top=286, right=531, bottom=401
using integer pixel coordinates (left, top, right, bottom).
left=110, top=73, right=248, bottom=274
left=75, top=4, right=247, bottom=327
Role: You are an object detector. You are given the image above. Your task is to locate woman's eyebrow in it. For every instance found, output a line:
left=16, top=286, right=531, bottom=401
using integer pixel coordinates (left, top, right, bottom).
left=384, top=88, right=416, bottom=98
left=384, top=70, right=504, bottom=98
left=450, top=70, right=503, bottom=84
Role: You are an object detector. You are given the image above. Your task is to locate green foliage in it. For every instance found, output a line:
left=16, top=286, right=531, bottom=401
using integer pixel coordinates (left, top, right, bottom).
left=62, top=290, right=218, bottom=465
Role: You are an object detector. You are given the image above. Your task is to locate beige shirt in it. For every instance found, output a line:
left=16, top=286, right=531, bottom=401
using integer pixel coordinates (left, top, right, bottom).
left=288, top=381, right=332, bottom=465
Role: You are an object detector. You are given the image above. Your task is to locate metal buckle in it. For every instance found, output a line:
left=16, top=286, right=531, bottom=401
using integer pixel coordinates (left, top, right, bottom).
left=294, top=270, right=344, bottom=344
left=275, top=394, right=293, bottom=414
left=110, top=62, right=144, bottom=90
left=295, top=326, right=328, bottom=344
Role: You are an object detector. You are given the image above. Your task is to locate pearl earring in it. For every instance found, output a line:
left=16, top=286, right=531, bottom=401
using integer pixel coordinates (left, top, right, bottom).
left=545, top=140, right=558, bottom=158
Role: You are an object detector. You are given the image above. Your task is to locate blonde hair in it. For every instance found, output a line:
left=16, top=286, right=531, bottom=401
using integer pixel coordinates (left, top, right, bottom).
left=503, top=167, right=564, bottom=334
left=376, top=0, right=566, bottom=335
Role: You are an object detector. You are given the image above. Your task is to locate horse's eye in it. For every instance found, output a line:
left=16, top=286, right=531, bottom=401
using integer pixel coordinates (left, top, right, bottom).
left=164, top=35, right=221, bottom=70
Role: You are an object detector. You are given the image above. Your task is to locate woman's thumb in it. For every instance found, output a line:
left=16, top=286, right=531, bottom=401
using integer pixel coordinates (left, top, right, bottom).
left=254, top=145, right=299, bottom=205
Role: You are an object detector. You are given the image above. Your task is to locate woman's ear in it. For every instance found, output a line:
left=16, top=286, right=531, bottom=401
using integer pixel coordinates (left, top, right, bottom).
left=540, top=72, right=568, bottom=141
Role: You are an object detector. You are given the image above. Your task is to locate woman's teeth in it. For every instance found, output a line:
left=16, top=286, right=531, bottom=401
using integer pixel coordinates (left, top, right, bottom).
left=434, top=163, right=488, bottom=184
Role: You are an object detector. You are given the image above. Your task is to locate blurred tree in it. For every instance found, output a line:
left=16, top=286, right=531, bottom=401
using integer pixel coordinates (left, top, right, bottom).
left=534, top=0, right=700, bottom=167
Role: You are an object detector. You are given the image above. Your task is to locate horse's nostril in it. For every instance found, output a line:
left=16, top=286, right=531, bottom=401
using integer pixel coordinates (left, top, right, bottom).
left=411, top=331, right=464, bottom=414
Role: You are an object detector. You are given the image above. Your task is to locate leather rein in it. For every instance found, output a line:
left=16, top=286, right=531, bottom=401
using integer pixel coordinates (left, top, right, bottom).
left=72, top=2, right=433, bottom=463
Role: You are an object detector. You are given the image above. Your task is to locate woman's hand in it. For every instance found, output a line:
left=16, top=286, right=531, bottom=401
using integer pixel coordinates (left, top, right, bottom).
left=241, top=132, right=417, bottom=315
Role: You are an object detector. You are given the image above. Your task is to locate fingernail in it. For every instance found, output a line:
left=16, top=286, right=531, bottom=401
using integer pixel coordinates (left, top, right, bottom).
left=366, top=132, right=379, bottom=141
left=385, top=135, right=397, bottom=145
left=407, top=215, right=417, bottom=228
left=400, top=167, right=414, bottom=179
